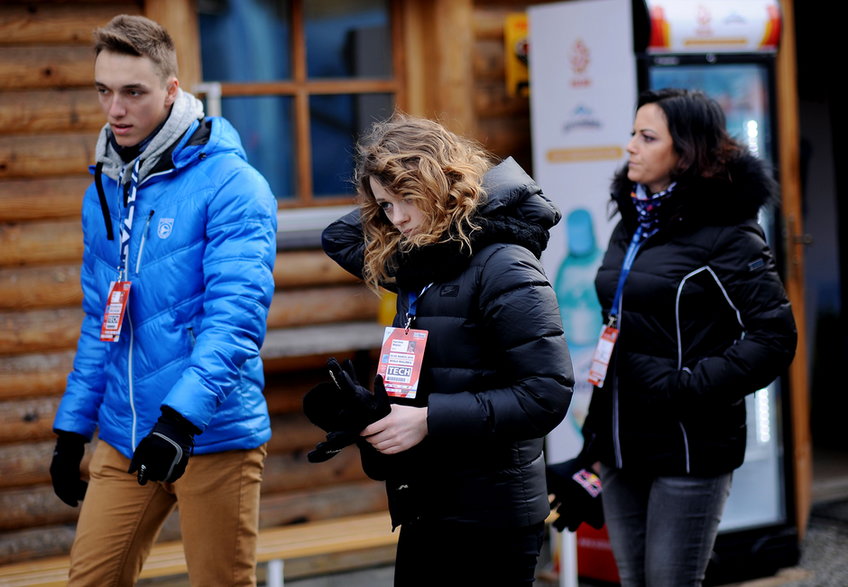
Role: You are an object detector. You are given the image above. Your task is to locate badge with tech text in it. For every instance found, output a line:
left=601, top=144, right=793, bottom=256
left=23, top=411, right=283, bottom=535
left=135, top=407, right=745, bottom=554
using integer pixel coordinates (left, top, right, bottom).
left=587, top=324, right=618, bottom=388
left=100, top=281, right=131, bottom=342
left=376, top=327, right=428, bottom=399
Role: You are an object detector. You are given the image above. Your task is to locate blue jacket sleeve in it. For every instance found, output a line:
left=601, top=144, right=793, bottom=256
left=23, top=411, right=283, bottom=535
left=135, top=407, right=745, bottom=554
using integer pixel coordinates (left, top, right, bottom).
left=163, top=164, right=277, bottom=430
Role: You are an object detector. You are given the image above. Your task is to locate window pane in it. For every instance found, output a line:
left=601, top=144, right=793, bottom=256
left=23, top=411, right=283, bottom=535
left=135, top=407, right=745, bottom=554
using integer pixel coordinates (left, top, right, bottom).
left=305, top=0, right=392, bottom=79
left=221, top=96, right=296, bottom=199
left=199, top=0, right=291, bottom=81
left=310, top=93, right=394, bottom=197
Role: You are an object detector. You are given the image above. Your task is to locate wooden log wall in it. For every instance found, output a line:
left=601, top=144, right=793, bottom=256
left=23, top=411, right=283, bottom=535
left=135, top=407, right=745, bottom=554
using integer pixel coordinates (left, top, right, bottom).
left=0, top=1, right=384, bottom=566
left=470, top=0, right=559, bottom=173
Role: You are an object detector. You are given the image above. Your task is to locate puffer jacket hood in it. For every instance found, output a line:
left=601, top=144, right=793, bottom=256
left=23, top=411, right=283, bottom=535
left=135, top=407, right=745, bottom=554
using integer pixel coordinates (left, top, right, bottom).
left=54, top=112, right=277, bottom=458
left=391, top=157, right=561, bottom=292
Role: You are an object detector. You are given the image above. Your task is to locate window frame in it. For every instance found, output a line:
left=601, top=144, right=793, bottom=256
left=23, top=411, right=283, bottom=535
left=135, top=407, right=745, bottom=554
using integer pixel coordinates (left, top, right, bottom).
left=196, top=0, right=407, bottom=209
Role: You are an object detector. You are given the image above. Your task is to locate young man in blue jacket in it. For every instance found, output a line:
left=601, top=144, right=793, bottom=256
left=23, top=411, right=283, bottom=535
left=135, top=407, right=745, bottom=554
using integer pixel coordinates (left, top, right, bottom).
left=49, top=14, right=277, bottom=585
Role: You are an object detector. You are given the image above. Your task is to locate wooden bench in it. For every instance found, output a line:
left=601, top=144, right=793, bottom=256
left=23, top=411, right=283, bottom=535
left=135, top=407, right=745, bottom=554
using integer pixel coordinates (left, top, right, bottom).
left=0, top=511, right=397, bottom=586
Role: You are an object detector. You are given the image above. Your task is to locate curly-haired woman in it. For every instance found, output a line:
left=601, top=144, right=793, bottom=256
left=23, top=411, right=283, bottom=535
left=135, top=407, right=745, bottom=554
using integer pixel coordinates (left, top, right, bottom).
left=321, top=112, right=574, bottom=586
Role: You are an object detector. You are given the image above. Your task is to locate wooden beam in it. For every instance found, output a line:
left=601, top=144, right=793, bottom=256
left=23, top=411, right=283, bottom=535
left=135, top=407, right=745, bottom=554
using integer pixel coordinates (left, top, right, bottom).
left=776, top=0, right=812, bottom=539
left=0, top=265, right=82, bottom=311
left=266, top=286, right=378, bottom=329
left=0, top=307, right=82, bottom=355
left=0, top=46, right=93, bottom=90
left=0, top=397, right=58, bottom=445
left=0, top=89, right=103, bottom=136
left=144, top=0, right=202, bottom=91
left=0, top=220, right=84, bottom=267
left=0, top=4, right=140, bottom=46
left=430, top=0, right=476, bottom=134
left=274, top=250, right=358, bottom=288
left=0, top=177, right=89, bottom=222
left=0, top=351, right=74, bottom=401
left=0, top=134, right=96, bottom=180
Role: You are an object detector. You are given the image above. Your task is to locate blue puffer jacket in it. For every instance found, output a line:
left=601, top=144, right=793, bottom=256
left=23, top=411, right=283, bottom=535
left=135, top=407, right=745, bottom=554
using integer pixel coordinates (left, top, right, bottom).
left=53, top=116, right=277, bottom=457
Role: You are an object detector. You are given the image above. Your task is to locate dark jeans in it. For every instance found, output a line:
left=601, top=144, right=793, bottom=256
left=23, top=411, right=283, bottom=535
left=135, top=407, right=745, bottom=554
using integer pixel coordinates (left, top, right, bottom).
left=393, top=518, right=546, bottom=586
left=600, top=464, right=732, bottom=587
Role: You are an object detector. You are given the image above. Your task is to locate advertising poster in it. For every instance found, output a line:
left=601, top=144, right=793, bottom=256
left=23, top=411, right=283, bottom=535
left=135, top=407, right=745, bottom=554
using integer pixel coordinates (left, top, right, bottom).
left=529, top=0, right=637, bottom=464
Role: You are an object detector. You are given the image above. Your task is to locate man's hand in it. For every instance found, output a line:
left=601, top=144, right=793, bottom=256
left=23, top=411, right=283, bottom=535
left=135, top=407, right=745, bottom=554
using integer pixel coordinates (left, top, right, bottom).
left=361, top=404, right=428, bottom=454
left=49, top=431, right=89, bottom=506
left=128, top=407, right=199, bottom=485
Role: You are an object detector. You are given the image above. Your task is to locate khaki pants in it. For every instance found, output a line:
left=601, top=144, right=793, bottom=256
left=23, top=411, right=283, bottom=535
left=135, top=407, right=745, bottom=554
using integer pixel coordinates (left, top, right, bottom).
left=68, top=440, right=267, bottom=586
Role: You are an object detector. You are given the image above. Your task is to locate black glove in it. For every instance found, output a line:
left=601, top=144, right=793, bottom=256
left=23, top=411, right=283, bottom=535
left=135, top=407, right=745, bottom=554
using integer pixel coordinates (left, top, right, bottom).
left=50, top=431, right=89, bottom=507
left=128, top=407, right=199, bottom=485
left=546, top=458, right=604, bottom=532
left=303, top=358, right=390, bottom=463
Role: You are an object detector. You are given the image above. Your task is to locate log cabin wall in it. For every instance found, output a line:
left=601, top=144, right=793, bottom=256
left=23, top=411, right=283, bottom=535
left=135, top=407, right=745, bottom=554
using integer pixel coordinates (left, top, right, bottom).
left=469, top=0, right=559, bottom=172
left=0, top=0, right=554, bottom=566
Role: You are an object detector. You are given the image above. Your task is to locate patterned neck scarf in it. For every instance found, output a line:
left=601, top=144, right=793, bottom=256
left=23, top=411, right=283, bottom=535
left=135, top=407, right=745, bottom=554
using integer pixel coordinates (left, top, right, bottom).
left=631, top=182, right=676, bottom=240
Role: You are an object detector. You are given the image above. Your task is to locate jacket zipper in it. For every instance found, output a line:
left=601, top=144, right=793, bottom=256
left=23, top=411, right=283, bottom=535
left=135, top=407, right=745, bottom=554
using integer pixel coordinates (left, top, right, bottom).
left=128, top=309, right=137, bottom=449
left=135, top=210, right=155, bottom=275
left=612, top=293, right=624, bottom=468
left=127, top=210, right=153, bottom=448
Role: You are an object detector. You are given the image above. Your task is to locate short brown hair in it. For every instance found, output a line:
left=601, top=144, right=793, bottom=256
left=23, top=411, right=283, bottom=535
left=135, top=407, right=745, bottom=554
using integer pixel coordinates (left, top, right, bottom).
left=93, top=15, right=178, bottom=81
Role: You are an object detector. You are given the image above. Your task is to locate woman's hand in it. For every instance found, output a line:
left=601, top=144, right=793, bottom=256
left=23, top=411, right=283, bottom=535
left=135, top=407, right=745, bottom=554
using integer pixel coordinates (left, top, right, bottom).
left=361, top=405, right=428, bottom=454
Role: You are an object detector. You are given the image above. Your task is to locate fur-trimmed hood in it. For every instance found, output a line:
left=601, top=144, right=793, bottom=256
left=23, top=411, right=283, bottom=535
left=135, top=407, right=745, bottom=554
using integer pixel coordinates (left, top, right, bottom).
left=393, top=157, right=561, bottom=291
left=610, top=151, right=778, bottom=232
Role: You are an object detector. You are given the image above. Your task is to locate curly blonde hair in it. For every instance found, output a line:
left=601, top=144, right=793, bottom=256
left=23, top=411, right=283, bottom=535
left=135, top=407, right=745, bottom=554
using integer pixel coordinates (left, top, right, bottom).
left=355, top=113, right=493, bottom=292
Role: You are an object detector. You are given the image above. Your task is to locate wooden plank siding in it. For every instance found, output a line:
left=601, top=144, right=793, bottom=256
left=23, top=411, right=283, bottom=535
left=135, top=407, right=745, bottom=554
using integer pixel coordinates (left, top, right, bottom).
left=0, top=0, right=553, bottom=569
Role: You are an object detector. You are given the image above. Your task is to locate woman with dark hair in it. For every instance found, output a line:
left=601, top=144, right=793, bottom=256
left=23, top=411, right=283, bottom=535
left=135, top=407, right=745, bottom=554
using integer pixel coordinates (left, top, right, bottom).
left=318, top=112, right=573, bottom=586
left=577, top=88, right=797, bottom=586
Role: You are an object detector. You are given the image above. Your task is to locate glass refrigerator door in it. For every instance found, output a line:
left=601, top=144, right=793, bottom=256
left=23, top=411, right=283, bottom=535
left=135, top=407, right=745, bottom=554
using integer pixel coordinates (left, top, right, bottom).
left=647, top=61, right=788, bottom=531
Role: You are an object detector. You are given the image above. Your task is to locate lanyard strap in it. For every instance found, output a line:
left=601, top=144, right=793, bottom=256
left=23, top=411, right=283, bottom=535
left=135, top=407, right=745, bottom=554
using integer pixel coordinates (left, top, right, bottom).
left=404, top=283, right=432, bottom=331
left=118, top=159, right=140, bottom=280
left=608, top=226, right=644, bottom=327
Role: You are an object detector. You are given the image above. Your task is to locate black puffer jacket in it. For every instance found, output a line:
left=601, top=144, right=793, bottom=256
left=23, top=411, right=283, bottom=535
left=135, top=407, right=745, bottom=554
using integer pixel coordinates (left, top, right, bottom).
left=322, top=158, right=574, bottom=528
left=582, top=154, right=797, bottom=476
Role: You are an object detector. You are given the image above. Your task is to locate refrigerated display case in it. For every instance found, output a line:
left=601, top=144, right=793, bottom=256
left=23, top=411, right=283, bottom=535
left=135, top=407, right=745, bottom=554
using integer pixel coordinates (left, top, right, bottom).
left=636, top=1, right=799, bottom=581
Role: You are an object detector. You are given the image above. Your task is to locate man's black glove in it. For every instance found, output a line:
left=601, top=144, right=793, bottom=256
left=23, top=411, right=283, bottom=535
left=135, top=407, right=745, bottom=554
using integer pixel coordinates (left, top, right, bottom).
left=546, top=458, right=604, bottom=532
left=128, top=406, right=199, bottom=485
left=302, top=357, right=390, bottom=463
left=50, top=431, right=89, bottom=507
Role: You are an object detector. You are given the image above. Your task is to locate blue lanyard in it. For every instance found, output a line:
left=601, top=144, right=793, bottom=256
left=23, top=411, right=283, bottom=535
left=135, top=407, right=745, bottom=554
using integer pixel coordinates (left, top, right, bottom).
left=404, top=283, right=432, bottom=331
left=118, top=159, right=140, bottom=280
left=608, top=226, right=644, bottom=327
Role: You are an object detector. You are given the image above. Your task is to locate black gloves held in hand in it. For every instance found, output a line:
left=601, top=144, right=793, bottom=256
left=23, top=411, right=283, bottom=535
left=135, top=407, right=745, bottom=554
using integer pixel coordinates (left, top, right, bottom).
left=302, top=357, right=390, bottom=463
left=50, top=431, right=89, bottom=507
left=546, top=458, right=604, bottom=532
left=128, top=406, right=200, bottom=485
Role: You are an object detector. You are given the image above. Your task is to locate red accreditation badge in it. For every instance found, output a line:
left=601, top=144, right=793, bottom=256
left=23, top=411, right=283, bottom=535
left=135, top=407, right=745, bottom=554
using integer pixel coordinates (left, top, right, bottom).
left=587, top=325, right=618, bottom=388
left=376, top=326, right=428, bottom=399
left=100, top=281, right=131, bottom=342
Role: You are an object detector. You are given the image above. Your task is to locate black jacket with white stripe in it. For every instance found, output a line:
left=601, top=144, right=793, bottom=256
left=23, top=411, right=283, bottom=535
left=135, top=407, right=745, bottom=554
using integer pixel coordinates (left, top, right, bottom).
left=582, top=153, right=797, bottom=476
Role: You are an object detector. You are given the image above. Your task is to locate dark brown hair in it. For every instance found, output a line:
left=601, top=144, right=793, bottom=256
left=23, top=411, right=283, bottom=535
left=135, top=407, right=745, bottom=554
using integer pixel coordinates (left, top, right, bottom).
left=638, top=88, right=743, bottom=181
left=93, top=15, right=178, bottom=81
